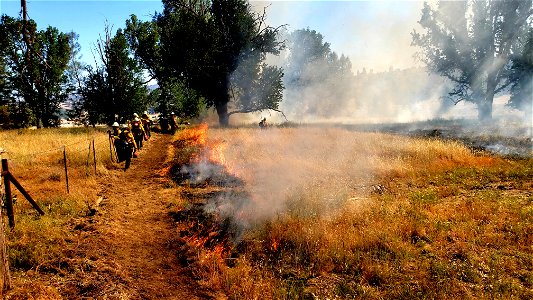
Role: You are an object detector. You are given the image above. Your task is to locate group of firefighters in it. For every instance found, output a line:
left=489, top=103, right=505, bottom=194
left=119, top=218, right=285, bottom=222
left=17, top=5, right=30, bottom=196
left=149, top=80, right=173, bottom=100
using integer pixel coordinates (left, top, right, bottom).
left=108, top=112, right=152, bottom=171
left=109, top=112, right=268, bottom=170
left=109, top=112, right=184, bottom=170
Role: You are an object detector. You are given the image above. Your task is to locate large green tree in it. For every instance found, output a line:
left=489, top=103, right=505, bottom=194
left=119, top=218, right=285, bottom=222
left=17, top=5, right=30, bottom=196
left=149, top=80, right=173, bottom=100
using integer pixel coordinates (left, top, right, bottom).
left=79, top=27, right=149, bottom=125
left=0, top=15, right=74, bottom=127
left=125, top=0, right=284, bottom=125
left=411, top=0, right=532, bottom=121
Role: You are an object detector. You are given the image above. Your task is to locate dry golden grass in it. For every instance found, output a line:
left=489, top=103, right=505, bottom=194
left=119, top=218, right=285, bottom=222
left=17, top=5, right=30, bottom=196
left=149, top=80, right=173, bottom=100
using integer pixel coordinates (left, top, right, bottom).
left=1, top=125, right=531, bottom=299
left=1, top=127, right=113, bottom=201
left=175, top=126, right=533, bottom=299
left=0, top=127, right=115, bottom=284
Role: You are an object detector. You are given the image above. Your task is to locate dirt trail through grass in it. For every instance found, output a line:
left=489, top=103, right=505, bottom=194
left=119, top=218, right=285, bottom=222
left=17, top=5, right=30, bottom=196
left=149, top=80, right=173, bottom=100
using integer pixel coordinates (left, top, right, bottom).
left=64, top=133, right=213, bottom=299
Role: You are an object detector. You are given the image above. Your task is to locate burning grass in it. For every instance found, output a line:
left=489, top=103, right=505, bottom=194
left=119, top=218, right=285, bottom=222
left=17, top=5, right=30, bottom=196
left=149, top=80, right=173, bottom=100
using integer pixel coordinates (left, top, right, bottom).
left=171, top=125, right=533, bottom=299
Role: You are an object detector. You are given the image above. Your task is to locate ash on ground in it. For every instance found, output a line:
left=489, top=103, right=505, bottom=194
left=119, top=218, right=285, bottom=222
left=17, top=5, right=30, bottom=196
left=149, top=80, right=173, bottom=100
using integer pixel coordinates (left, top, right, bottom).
left=341, top=119, right=532, bottom=158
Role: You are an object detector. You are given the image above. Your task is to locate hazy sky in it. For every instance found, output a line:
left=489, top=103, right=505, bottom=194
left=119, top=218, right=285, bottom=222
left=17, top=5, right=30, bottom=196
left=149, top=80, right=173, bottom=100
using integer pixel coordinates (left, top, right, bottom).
left=0, top=0, right=425, bottom=72
left=252, top=1, right=425, bottom=72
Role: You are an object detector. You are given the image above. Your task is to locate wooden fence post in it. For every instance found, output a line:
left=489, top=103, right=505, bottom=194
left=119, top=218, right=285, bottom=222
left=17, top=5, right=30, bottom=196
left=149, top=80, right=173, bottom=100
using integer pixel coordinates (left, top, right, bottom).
left=63, top=146, right=69, bottom=194
left=6, top=174, right=45, bottom=216
left=86, top=143, right=90, bottom=169
left=0, top=204, right=12, bottom=295
left=92, top=139, right=97, bottom=174
left=1, top=160, right=14, bottom=228
left=0, top=204, right=11, bottom=299
left=0, top=153, right=12, bottom=294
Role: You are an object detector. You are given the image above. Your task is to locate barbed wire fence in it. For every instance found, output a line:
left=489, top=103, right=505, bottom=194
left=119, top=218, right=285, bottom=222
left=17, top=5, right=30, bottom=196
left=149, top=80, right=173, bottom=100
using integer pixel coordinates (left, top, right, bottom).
left=1, top=135, right=112, bottom=194
left=0, top=131, right=118, bottom=294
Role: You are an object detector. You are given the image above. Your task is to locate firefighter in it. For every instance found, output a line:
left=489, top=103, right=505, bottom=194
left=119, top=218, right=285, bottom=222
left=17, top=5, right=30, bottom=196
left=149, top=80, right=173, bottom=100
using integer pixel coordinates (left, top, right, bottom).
left=141, top=112, right=152, bottom=139
left=108, top=122, right=121, bottom=162
left=118, top=124, right=137, bottom=170
left=130, top=117, right=146, bottom=149
left=159, top=114, right=169, bottom=134
left=259, top=117, right=268, bottom=129
left=169, top=112, right=178, bottom=134
left=110, top=122, right=120, bottom=138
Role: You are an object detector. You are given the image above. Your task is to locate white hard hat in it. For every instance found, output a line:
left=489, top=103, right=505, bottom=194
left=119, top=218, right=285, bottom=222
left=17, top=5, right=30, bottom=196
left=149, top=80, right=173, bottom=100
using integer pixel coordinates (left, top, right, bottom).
left=120, top=124, right=128, bottom=129
left=112, top=122, right=119, bottom=127
left=133, top=113, right=139, bottom=117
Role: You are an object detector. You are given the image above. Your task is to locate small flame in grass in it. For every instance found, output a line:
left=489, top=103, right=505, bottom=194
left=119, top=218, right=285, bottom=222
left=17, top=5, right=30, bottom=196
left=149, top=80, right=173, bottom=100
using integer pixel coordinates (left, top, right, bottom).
left=185, top=123, right=230, bottom=172
left=193, top=123, right=209, bottom=146
left=271, top=238, right=280, bottom=251
left=159, top=165, right=172, bottom=177
left=207, top=140, right=227, bottom=166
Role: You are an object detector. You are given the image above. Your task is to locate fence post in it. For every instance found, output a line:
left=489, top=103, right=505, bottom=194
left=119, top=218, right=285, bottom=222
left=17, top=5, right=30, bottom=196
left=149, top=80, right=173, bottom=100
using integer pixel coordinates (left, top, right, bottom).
left=87, top=143, right=91, bottom=169
left=0, top=204, right=11, bottom=294
left=93, top=139, right=97, bottom=174
left=63, top=146, right=69, bottom=194
left=0, top=153, right=12, bottom=294
left=1, top=160, right=14, bottom=228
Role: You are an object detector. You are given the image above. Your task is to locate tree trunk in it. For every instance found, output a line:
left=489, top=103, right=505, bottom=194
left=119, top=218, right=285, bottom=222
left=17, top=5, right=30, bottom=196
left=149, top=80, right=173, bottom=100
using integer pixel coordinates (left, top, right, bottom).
left=216, top=102, right=229, bottom=127
left=478, top=72, right=497, bottom=122
left=478, top=100, right=493, bottom=122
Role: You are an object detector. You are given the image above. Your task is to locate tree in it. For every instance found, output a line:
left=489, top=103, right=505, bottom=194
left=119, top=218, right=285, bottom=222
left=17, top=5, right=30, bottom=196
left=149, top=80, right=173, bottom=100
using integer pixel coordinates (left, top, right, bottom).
left=152, top=78, right=206, bottom=119
left=508, top=28, right=533, bottom=120
left=80, top=27, right=149, bottom=125
left=125, top=0, right=284, bottom=125
left=285, top=29, right=333, bottom=87
left=282, top=28, right=353, bottom=118
left=228, top=48, right=285, bottom=118
left=0, top=15, right=74, bottom=127
left=411, top=0, right=532, bottom=121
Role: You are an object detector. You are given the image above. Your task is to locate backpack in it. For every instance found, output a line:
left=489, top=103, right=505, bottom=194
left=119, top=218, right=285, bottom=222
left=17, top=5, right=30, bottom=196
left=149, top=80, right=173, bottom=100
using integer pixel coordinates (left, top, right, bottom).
left=131, top=121, right=141, bottom=135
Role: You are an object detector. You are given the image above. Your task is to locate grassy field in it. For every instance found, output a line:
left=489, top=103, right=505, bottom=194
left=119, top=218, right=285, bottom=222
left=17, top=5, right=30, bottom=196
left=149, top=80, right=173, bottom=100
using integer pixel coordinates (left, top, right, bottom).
left=0, top=127, right=113, bottom=291
left=0, top=125, right=531, bottom=299
left=172, top=125, right=532, bottom=299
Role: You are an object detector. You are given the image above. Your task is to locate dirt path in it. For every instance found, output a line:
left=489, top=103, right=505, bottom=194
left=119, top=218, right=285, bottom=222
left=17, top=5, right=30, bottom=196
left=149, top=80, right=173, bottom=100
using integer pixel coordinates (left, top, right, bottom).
left=63, top=133, right=215, bottom=299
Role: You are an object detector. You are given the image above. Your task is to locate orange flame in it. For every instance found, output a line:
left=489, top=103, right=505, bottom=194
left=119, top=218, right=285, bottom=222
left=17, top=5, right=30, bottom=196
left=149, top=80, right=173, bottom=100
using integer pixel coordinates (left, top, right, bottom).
left=182, top=123, right=228, bottom=167
left=207, top=140, right=226, bottom=165
left=271, top=238, right=280, bottom=251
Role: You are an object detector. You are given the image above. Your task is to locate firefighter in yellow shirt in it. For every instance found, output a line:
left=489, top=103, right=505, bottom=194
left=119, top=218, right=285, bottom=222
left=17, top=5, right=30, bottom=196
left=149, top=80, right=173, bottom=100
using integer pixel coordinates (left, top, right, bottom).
left=118, top=124, right=137, bottom=170
left=130, top=117, right=146, bottom=149
left=141, top=112, right=152, bottom=139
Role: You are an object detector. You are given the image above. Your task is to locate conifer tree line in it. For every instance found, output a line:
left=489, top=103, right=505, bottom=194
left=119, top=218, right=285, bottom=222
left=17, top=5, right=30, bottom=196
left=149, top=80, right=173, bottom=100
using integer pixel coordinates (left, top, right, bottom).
left=0, top=0, right=531, bottom=128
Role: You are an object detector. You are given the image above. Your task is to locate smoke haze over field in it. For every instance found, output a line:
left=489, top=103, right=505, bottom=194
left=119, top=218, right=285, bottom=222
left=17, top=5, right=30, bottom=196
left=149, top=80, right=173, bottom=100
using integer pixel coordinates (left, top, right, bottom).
left=251, top=1, right=424, bottom=73
left=248, top=1, right=459, bottom=124
left=206, top=127, right=380, bottom=229
left=244, top=1, right=531, bottom=126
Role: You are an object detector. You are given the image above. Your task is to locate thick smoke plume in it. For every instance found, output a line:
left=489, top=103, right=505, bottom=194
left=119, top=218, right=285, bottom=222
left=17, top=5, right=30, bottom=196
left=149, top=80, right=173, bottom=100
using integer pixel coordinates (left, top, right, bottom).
left=196, top=127, right=386, bottom=234
left=245, top=1, right=532, bottom=126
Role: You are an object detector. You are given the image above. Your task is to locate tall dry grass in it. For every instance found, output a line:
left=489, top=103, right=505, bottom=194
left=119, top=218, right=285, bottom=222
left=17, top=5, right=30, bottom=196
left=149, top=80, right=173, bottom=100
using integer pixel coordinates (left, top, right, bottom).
left=181, top=126, right=533, bottom=299
left=1, top=127, right=113, bottom=200
left=0, top=127, right=114, bottom=277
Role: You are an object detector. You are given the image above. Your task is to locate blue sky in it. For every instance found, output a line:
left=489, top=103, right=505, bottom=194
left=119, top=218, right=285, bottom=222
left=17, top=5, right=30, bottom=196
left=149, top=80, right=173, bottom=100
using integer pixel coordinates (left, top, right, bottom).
left=0, top=0, right=163, bottom=63
left=0, top=0, right=424, bottom=72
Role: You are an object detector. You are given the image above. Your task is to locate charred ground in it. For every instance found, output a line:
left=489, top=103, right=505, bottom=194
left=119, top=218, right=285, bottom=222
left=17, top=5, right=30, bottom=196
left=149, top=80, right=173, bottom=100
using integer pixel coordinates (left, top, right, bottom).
left=339, top=119, right=532, bottom=158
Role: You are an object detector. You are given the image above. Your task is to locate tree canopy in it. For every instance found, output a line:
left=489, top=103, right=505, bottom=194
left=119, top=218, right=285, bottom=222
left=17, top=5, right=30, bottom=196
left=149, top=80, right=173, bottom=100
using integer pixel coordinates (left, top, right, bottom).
left=0, top=15, right=74, bottom=127
left=76, top=27, right=149, bottom=125
left=411, top=0, right=532, bottom=121
left=125, top=0, right=285, bottom=125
